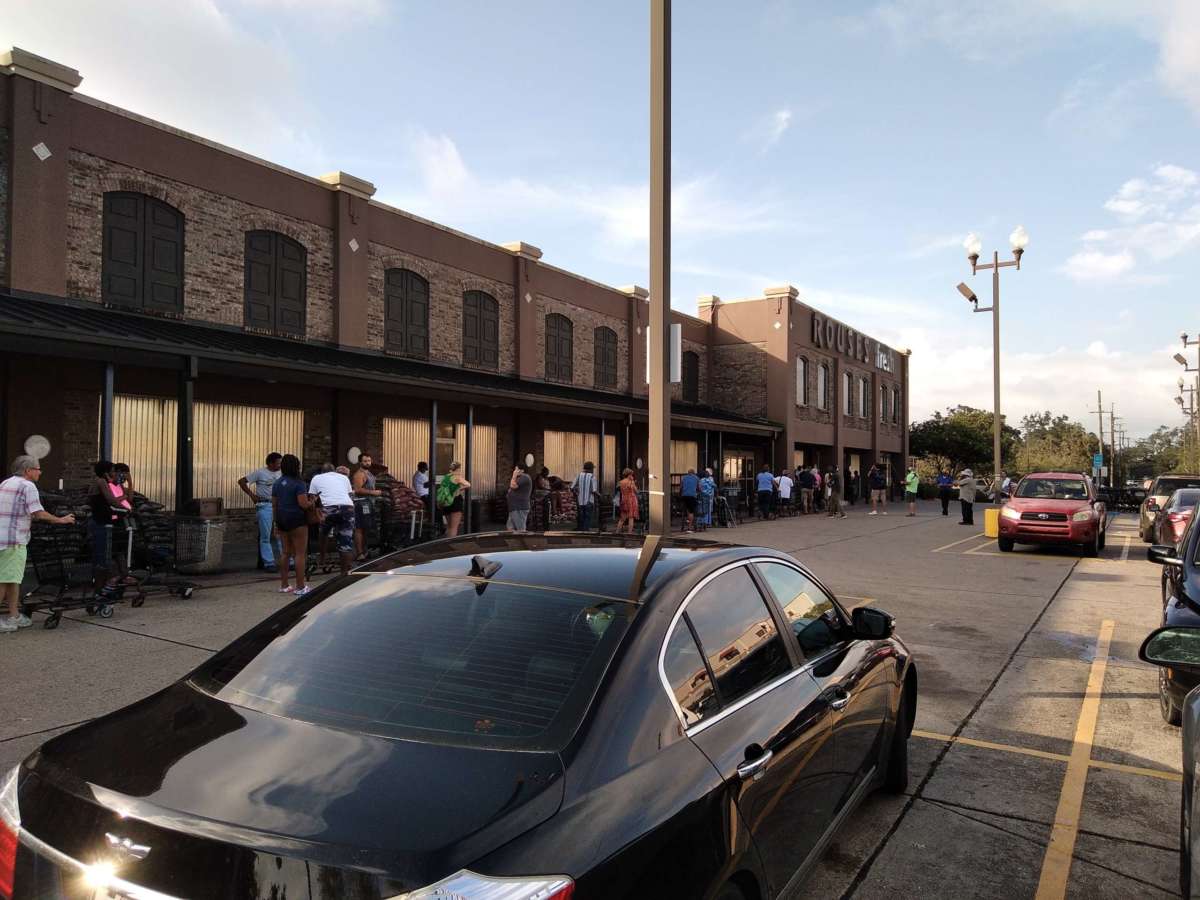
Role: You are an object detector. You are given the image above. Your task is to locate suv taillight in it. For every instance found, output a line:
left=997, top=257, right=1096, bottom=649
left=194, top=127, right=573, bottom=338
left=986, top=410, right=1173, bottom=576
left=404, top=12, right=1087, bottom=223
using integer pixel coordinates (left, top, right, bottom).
left=0, top=766, right=19, bottom=899
left=394, top=870, right=574, bottom=900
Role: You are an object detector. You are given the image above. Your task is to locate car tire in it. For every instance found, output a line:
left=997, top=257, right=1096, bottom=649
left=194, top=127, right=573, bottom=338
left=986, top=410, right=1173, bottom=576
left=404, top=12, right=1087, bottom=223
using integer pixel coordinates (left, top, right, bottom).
left=1160, top=669, right=1183, bottom=727
left=1084, top=531, right=1100, bottom=557
left=882, top=691, right=910, bottom=794
left=1098, top=528, right=1106, bottom=551
left=713, top=881, right=746, bottom=900
left=998, top=537, right=1014, bottom=553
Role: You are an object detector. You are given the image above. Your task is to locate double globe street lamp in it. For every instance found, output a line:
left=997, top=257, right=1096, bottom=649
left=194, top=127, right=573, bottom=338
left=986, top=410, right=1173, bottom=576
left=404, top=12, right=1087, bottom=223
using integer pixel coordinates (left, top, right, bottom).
left=955, top=225, right=1029, bottom=501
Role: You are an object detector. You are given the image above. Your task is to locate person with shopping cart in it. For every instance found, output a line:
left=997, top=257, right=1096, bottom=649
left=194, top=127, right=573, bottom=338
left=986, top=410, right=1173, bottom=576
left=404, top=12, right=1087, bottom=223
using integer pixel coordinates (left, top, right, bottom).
left=0, top=455, right=75, bottom=633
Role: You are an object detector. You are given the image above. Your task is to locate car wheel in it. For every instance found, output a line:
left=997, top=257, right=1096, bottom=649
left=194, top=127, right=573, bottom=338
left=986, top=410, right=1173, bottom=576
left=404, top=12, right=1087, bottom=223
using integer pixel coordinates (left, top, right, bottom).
left=998, top=537, right=1014, bottom=552
left=1084, top=531, right=1100, bottom=557
left=1160, top=669, right=1183, bottom=726
left=1098, top=528, right=1106, bottom=551
left=882, top=690, right=910, bottom=794
left=713, top=881, right=746, bottom=900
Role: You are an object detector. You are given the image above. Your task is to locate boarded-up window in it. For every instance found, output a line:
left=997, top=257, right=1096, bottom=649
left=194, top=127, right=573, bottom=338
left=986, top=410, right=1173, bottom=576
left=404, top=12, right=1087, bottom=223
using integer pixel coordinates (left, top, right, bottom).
left=244, top=231, right=307, bottom=337
left=111, top=395, right=301, bottom=511
left=543, top=430, right=618, bottom=493
left=881, top=385, right=888, bottom=422
left=796, top=357, right=809, bottom=406
left=682, top=351, right=700, bottom=404
left=383, top=417, right=499, bottom=499
left=843, top=372, right=854, bottom=415
left=817, top=365, right=829, bottom=410
left=671, top=440, right=699, bottom=476
left=892, top=387, right=900, bottom=424
left=463, top=290, right=499, bottom=370
left=593, top=326, right=618, bottom=389
left=102, top=192, right=184, bottom=314
left=385, top=269, right=430, bottom=358
left=545, top=313, right=573, bottom=382
left=859, top=377, right=869, bottom=418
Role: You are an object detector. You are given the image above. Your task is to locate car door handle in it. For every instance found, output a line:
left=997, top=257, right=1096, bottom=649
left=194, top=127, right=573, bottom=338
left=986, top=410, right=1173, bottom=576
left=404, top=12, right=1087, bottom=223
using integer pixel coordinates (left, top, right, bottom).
left=736, top=750, right=773, bottom=781
left=827, top=688, right=851, bottom=710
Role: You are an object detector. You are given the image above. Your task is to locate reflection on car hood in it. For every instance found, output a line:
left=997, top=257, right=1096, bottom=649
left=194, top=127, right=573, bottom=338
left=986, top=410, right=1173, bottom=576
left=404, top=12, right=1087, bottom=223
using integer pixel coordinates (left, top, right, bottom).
left=27, top=683, right=565, bottom=878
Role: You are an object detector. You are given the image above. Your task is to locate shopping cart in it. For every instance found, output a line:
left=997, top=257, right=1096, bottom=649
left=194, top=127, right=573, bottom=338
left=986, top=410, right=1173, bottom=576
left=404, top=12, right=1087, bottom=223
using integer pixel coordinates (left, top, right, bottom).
left=22, top=521, right=141, bottom=629
left=126, top=512, right=200, bottom=600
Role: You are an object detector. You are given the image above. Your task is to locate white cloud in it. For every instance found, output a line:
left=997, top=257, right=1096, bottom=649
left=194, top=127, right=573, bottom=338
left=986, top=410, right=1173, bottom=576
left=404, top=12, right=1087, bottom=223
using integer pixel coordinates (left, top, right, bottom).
left=1061, top=250, right=1135, bottom=283
left=901, top=233, right=965, bottom=259
left=742, top=107, right=797, bottom=153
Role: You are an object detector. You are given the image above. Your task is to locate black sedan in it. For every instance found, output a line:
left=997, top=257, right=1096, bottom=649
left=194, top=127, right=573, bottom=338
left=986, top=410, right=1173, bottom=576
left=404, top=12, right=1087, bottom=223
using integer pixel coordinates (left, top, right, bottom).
left=0, top=533, right=917, bottom=900
left=1150, top=517, right=1200, bottom=725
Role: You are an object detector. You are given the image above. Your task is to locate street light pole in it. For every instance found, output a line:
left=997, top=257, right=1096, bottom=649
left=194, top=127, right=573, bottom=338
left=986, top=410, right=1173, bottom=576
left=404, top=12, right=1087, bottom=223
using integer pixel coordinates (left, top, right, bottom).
left=648, top=0, right=672, bottom=535
left=959, top=227, right=1027, bottom=501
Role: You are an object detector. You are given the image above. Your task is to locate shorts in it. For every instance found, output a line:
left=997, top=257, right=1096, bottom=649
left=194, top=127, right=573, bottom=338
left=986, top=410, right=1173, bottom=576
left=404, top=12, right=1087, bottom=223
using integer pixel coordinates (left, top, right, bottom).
left=872, top=489, right=886, bottom=502
left=276, top=513, right=306, bottom=533
left=0, top=545, right=27, bottom=583
left=353, top=497, right=374, bottom=529
left=507, top=509, right=529, bottom=531
left=682, top=496, right=697, bottom=514
left=322, top=505, right=355, bottom=553
left=905, top=491, right=917, bottom=502
left=442, top=495, right=465, bottom=515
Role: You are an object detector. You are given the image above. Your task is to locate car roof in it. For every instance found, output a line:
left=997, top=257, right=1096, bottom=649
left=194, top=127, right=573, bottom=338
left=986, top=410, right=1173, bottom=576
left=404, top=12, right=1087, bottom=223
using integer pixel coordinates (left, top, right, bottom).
left=354, top=532, right=753, bottom=603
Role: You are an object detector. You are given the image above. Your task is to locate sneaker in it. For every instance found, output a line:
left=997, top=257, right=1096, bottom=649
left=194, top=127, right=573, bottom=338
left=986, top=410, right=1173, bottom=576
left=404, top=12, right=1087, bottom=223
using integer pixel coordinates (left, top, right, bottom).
left=882, top=511, right=888, bottom=515
left=0, top=619, right=16, bottom=633
left=294, top=586, right=313, bottom=597
left=11, top=613, right=32, bottom=628
left=278, top=585, right=294, bottom=594
left=868, top=510, right=878, bottom=516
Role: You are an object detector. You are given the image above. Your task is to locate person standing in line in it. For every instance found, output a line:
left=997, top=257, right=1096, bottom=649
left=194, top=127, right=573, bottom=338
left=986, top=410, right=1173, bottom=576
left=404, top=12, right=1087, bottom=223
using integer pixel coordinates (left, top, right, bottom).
left=310, top=463, right=356, bottom=575
left=572, top=461, right=597, bottom=532
left=846, top=470, right=859, bottom=506
left=412, top=462, right=430, bottom=499
left=956, top=468, right=976, bottom=525
left=826, top=466, right=847, bottom=518
left=680, top=467, right=700, bottom=533
left=352, top=451, right=383, bottom=561
left=904, top=467, right=920, bottom=516
left=0, top=456, right=75, bottom=632
left=797, top=466, right=815, bottom=514
left=999, top=471, right=1014, bottom=502
left=755, top=465, right=775, bottom=520
left=868, top=464, right=887, bottom=516
left=812, top=466, right=824, bottom=512
left=534, top=466, right=552, bottom=531
left=777, top=468, right=794, bottom=516
left=616, top=468, right=639, bottom=534
left=506, top=463, right=533, bottom=531
left=698, top=468, right=716, bottom=529
left=936, top=469, right=954, bottom=516
left=238, top=452, right=283, bottom=572
left=436, top=462, right=470, bottom=537
left=271, top=454, right=313, bottom=596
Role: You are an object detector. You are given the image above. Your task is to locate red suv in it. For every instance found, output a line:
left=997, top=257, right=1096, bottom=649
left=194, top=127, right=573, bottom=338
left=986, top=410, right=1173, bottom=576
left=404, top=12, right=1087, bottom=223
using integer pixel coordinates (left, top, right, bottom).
left=998, top=472, right=1107, bottom=556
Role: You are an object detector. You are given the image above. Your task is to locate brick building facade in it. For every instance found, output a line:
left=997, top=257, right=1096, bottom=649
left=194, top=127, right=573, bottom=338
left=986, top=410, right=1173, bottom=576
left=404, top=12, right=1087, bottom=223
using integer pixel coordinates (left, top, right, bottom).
left=0, top=47, right=909, bottom=532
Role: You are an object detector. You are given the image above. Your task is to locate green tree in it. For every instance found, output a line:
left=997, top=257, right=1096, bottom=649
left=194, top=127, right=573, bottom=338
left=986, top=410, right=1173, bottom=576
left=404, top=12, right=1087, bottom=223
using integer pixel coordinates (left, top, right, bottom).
left=909, top=406, right=1019, bottom=476
left=1126, top=426, right=1186, bottom=480
left=1012, top=411, right=1098, bottom=475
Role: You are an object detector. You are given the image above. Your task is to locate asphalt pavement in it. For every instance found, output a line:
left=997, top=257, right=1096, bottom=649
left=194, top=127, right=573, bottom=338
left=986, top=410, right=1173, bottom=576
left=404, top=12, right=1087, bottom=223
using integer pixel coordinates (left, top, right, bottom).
left=0, top=500, right=1181, bottom=899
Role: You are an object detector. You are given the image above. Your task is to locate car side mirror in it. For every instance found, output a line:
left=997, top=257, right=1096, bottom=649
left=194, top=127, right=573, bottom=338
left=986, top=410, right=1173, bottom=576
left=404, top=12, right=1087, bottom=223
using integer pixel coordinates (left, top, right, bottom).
left=1140, top=626, right=1200, bottom=673
left=1148, top=545, right=1184, bottom=567
left=852, top=606, right=895, bottom=639
left=1147, top=499, right=1160, bottom=511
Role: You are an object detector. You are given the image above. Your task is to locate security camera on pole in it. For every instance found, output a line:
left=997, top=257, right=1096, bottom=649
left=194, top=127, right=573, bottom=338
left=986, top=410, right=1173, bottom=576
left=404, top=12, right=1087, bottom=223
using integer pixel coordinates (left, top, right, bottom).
left=955, top=226, right=1029, bottom=502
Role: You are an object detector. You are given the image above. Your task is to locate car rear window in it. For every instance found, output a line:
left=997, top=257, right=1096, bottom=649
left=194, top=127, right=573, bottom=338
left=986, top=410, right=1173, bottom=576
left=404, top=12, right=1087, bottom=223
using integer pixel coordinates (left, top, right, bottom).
left=191, top=574, right=633, bottom=750
left=1168, top=490, right=1200, bottom=510
left=1157, top=478, right=1200, bottom=496
left=1015, top=478, right=1089, bottom=500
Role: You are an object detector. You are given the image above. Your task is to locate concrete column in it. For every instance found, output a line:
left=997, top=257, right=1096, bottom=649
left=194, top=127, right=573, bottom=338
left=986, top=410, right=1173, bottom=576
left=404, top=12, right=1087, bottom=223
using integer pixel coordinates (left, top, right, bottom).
left=620, top=286, right=649, bottom=397
left=3, top=49, right=82, bottom=296
left=319, top=172, right=376, bottom=350
left=902, top=349, right=912, bottom=464
left=502, top=242, right=542, bottom=380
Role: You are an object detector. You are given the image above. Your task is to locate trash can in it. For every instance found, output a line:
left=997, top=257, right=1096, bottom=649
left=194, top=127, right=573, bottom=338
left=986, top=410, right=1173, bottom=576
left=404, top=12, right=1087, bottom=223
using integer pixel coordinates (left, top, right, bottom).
left=984, top=507, right=1000, bottom=538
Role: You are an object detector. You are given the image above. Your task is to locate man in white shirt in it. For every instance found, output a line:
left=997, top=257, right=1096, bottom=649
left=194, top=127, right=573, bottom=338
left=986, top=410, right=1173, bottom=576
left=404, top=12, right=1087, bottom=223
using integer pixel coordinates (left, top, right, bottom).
left=412, top=461, right=429, bottom=498
left=572, top=462, right=597, bottom=531
left=777, top=470, right=794, bottom=515
left=310, top=464, right=356, bottom=575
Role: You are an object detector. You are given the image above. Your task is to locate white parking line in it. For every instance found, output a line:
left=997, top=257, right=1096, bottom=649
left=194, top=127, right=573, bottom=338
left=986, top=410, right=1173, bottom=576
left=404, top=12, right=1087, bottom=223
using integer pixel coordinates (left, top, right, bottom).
left=1120, top=536, right=1131, bottom=562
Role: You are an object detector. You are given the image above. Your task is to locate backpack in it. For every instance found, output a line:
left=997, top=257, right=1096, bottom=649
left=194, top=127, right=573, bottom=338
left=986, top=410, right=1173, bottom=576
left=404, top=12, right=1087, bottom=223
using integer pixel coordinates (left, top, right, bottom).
left=436, top=473, right=457, bottom=509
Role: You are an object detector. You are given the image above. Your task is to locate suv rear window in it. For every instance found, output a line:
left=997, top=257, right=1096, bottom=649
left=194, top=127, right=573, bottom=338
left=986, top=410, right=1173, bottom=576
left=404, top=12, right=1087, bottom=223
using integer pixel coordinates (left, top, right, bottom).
left=1156, top=477, right=1200, bottom=496
left=191, top=575, right=632, bottom=750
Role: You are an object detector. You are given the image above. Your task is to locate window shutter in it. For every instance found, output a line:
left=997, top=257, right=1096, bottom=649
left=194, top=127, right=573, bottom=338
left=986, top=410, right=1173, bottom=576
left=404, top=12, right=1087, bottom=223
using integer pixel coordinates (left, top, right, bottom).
left=244, top=231, right=306, bottom=336
left=274, top=235, right=307, bottom=337
left=682, top=351, right=699, bottom=403
left=405, top=270, right=430, bottom=358
left=462, top=291, right=481, bottom=366
left=546, top=314, right=573, bottom=382
left=244, top=231, right=276, bottom=330
left=103, top=193, right=144, bottom=309
left=593, top=326, right=617, bottom=389
left=143, top=198, right=184, bottom=313
left=463, top=291, right=499, bottom=370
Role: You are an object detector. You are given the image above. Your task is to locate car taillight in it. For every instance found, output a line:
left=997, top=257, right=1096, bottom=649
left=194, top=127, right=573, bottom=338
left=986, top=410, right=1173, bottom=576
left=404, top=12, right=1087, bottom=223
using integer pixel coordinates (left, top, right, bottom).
left=395, top=870, right=574, bottom=900
left=0, top=766, right=19, bottom=899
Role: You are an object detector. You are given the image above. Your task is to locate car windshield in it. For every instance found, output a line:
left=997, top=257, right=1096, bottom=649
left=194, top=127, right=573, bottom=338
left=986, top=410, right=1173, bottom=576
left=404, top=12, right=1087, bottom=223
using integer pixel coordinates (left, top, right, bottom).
left=1014, top=478, right=1089, bottom=500
left=191, top=574, right=633, bottom=750
left=1157, top=477, right=1200, bottom=496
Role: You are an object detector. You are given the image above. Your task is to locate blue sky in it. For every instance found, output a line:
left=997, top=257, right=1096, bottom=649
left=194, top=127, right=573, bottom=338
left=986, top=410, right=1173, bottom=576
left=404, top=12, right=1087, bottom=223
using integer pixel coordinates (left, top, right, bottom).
left=8, top=0, right=1200, bottom=437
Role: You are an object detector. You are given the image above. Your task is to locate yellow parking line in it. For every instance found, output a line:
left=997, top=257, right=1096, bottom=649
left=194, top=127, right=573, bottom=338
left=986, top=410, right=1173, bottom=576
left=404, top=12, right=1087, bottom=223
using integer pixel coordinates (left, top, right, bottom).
left=931, top=532, right=988, bottom=553
left=912, top=729, right=1180, bottom=782
left=1035, top=619, right=1115, bottom=900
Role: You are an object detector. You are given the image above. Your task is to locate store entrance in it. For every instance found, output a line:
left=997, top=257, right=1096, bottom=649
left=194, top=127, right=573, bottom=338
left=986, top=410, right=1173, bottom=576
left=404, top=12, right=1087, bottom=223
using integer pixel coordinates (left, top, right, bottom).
left=722, top=448, right=758, bottom=502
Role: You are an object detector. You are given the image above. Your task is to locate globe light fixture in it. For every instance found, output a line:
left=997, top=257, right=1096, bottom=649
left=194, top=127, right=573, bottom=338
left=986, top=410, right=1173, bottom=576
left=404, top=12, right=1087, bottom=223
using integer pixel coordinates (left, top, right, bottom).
left=1009, top=225, right=1029, bottom=268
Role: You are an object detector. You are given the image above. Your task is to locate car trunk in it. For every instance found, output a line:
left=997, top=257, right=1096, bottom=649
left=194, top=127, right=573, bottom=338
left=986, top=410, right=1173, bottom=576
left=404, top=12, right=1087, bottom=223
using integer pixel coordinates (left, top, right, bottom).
left=14, top=684, right=565, bottom=899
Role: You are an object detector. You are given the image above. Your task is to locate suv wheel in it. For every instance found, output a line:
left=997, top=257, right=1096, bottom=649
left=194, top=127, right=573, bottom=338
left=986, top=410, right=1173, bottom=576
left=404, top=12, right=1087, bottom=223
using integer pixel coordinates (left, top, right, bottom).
left=998, top=537, right=1014, bottom=552
left=1084, top=530, right=1100, bottom=557
left=1160, top=669, right=1183, bottom=726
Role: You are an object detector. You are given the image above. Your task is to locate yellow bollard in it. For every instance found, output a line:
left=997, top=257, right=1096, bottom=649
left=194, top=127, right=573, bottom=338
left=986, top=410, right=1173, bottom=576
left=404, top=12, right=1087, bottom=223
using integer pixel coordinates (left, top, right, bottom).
left=984, top=506, right=1000, bottom=538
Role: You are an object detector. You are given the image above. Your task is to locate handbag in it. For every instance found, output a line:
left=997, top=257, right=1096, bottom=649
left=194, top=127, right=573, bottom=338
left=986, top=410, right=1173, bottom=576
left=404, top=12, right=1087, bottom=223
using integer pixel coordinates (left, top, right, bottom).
left=305, top=497, right=325, bottom=526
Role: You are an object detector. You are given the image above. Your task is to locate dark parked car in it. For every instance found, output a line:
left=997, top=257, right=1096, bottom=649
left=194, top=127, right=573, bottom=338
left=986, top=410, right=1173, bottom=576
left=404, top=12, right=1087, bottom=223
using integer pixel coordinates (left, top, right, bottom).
left=1149, top=522, right=1200, bottom=725
left=1138, top=625, right=1200, bottom=897
left=1142, top=475, right=1200, bottom=542
left=1155, top=489, right=1200, bottom=547
left=0, top=533, right=917, bottom=900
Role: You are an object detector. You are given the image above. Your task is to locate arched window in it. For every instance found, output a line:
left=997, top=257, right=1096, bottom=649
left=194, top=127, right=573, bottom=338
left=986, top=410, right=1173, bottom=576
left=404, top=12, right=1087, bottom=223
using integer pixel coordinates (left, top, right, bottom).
left=462, top=290, right=499, bottom=369
left=594, top=326, right=618, bottom=389
left=245, top=230, right=306, bottom=336
left=384, top=268, right=430, bottom=358
left=103, top=192, right=184, bottom=313
left=843, top=372, right=854, bottom=415
left=682, top=350, right=700, bottom=403
left=892, top=387, right=900, bottom=424
left=545, top=313, right=574, bottom=382
left=880, top=385, right=888, bottom=423
left=859, top=376, right=869, bottom=418
left=796, top=357, right=809, bottom=406
left=817, top=364, right=829, bottom=410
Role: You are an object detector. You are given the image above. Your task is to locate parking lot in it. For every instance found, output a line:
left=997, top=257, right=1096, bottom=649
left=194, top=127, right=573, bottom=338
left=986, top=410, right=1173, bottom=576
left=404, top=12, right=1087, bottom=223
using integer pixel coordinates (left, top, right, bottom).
left=0, top=501, right=1180, bottom=899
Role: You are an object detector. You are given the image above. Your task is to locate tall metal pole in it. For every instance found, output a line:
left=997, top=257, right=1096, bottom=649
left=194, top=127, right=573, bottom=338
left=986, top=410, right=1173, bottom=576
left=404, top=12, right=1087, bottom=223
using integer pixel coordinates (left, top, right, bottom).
left=1095, top=389, right=1104, bottom=479
left=991, top=251, right=1001, bottom=501
left=648, top=0, right=672, bottom=535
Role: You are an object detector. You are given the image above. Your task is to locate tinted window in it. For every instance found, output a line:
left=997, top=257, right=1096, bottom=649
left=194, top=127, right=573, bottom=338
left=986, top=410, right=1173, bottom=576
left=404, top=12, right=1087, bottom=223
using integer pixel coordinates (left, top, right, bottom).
left=193, top=576, right=631, bottom=750
left=685, top=566, right=792, bottom=706
left=1167, top=490, right=1200, bottom=510
left=662, top=620, right=718, bottom=726
left=756, top=562, right=842, bottom=660
left=1015, top=478, right=1088, bottom=500
left=1158, top=478, right=1200, bottom=496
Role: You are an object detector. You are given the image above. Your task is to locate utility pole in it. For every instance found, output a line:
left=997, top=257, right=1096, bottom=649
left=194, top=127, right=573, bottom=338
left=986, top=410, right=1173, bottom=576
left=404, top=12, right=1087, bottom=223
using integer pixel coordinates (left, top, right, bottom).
left=1087, top=390, right=1105, bottom=486
left=1109, top=405, right=1118, bottom=489
left=647, top=0, right=672, bottom=535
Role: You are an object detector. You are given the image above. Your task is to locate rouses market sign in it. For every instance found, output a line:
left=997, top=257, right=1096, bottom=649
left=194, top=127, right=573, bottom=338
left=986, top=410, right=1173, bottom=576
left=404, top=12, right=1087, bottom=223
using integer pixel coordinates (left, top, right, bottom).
left=812, top=313, right=896, bottom=374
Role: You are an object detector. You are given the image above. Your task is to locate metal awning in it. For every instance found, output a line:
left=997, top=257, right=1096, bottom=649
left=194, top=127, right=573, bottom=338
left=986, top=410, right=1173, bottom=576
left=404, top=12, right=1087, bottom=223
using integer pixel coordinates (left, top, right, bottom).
left=0, top=292, right=781, bottom=436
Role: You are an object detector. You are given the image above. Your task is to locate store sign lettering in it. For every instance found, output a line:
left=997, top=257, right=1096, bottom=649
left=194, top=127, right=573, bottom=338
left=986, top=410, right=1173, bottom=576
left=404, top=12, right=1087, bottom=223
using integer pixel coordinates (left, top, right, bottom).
left=812, top=313, right=895, bottom=373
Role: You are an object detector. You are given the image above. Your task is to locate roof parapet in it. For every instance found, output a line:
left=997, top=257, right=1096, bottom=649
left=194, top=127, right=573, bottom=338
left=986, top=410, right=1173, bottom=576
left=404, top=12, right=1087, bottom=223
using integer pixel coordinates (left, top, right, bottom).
left=618, top=285, right=649, bottom=299
left=501, top=242, right=543, bottom=260
left=319, top=171, right=376, bottom=199
left=0, top=47, right=82, bottom=93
